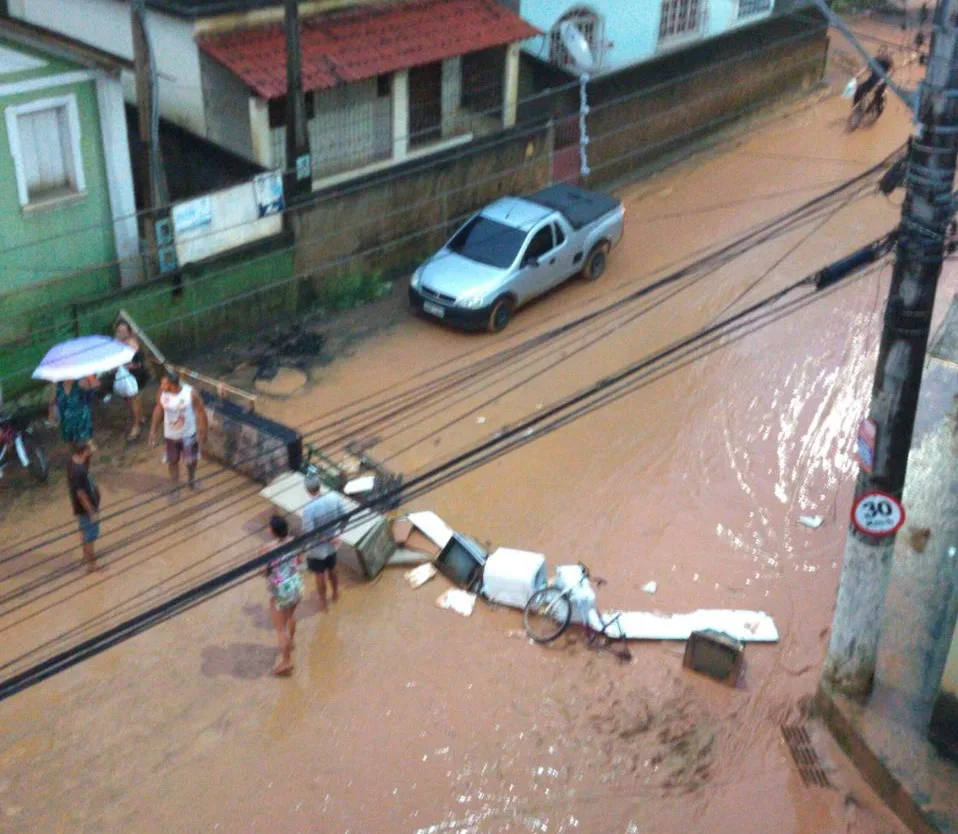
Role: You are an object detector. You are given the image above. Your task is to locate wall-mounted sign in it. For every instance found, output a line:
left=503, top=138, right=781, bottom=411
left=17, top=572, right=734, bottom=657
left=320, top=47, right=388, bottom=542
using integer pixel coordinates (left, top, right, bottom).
left=851, top=490, right=905, bottom=537
left=295, top=154, right=312, bottom=181
left=253, top=171, right=284, bottom=218
left=857, top=417, right=877, bottom=474
left=172, top=195, right=212, bottom=234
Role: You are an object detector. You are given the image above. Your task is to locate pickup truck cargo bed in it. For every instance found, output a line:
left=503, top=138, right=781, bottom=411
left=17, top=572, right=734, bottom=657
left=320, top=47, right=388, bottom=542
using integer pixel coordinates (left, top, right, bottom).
left=526, top=184, right=621, bottom=231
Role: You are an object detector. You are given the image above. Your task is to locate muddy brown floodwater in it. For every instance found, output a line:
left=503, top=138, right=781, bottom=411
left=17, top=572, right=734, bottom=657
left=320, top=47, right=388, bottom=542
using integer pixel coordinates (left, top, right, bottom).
left=0, top=44, right=943, bottom=834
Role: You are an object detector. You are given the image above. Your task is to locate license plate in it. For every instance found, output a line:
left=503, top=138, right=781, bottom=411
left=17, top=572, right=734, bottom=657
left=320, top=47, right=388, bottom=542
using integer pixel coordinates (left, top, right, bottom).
left=423, top=301, right=445, bottom=318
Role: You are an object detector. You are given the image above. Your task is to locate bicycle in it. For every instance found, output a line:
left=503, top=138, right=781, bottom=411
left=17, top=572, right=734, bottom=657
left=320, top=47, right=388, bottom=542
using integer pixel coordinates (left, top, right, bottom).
left=847, top=83, right=886, bottom=132
left=0, top=409, right=48, bottom=482
left=523, top=562, right=632, bottom=661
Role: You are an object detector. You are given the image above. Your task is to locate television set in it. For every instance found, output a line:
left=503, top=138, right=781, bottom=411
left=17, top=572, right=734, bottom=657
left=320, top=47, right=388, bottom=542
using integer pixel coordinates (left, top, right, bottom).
left=682, top=629, right=744, bottom=686
left=435, top=533, right=487, bottom=591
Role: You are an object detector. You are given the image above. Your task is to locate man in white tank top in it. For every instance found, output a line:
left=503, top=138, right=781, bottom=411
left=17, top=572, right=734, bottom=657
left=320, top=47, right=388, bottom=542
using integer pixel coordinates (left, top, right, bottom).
left=148, top=369, right=208, bottom=492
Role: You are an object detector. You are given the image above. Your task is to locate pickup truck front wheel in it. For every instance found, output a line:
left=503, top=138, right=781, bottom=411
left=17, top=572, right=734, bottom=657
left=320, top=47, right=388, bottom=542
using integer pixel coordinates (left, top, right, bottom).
left=582, top=243, right=609, bottom=282
left=487, top=297, right=514, bottom=334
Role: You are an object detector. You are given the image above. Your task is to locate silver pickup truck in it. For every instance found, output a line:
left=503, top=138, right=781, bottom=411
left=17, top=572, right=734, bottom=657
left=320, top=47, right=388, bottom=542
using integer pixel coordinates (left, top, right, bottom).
left=409, top=184, right=625, bottom=332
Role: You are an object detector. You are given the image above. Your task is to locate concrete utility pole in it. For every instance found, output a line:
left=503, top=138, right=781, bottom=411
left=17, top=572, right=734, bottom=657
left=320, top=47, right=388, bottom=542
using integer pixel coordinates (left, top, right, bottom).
left=823, top=0, right=958, bottom=697
left=284, top=0, right=312, bottom=202
left=131, top=0, right=172, bottom=278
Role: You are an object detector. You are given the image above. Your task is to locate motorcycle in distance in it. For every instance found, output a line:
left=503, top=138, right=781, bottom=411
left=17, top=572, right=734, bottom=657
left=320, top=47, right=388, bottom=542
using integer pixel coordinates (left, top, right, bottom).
left=0, top=410, right=48, bottom=482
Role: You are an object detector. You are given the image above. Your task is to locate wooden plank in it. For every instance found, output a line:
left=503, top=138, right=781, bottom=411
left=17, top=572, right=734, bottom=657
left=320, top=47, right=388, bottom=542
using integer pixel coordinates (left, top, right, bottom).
left=117, top=308, right=166, bottom=364
left=117, top=309, right=258, bottom=412
left=172, top=365, right=257, bottom=412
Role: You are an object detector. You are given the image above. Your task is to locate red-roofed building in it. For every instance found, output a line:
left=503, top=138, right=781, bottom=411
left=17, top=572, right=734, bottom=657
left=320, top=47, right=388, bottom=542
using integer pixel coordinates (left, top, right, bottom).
left=9, top=0, right=539, bottom=186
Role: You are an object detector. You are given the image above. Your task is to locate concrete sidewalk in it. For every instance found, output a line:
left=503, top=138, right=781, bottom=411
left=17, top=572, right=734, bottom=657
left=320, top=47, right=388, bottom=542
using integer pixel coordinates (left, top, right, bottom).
left=818, top=308, right=958, bottom=834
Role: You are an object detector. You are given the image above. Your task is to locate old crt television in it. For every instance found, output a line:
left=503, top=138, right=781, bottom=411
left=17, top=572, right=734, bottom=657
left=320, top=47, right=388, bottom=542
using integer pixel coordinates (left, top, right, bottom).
left=682, top=629, right=744, bottom=685
left=435, top=533, right=487, bottom=591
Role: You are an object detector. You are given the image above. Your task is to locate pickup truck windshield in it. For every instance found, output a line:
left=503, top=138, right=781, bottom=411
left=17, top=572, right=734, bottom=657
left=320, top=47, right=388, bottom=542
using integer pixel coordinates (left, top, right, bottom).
left=448, top=216, right=526, bottom=268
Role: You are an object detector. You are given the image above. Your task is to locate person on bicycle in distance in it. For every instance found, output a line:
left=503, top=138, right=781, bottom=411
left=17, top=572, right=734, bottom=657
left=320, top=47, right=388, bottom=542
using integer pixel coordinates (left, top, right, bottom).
left=854, top=45, right=893, bottom=112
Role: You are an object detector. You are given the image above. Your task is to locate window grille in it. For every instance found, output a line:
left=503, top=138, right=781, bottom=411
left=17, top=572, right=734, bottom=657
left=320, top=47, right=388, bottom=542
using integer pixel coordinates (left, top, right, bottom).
left=659, top=0, right=702, bottom=41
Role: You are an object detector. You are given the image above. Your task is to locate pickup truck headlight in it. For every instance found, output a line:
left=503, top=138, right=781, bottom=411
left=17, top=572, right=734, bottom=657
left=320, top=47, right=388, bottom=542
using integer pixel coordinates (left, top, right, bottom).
left=456, top=292, right=486, bottom=309
left=410, top=268, right=423, bottom=290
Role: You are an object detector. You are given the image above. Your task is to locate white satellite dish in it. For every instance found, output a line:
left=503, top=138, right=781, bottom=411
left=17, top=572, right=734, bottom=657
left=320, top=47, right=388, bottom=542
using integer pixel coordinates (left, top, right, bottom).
left=559, top=20, right=594, bottom=73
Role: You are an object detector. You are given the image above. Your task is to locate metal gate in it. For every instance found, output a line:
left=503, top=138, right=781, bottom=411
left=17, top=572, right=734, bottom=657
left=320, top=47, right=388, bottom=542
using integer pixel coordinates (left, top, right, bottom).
left=552, top=112, right=581, bottom=185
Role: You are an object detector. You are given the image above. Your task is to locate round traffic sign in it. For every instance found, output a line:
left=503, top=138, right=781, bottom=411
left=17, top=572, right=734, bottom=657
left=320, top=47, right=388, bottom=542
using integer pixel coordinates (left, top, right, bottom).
left=851, top=490, right=905, bottom=537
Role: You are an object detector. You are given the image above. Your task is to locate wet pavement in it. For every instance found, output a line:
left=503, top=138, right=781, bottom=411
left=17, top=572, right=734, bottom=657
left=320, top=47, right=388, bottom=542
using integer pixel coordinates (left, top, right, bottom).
left=0, top=30, right=943, bottom=834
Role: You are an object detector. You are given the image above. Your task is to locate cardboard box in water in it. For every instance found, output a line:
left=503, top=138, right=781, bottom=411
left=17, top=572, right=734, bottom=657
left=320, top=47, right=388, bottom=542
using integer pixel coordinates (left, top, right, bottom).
left=682, top=629, right=744, bottom=685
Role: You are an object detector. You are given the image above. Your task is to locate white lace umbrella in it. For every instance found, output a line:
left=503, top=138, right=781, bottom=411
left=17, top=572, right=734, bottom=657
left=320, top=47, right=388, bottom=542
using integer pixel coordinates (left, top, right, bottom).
left=32, top=336, right=135, bottom=382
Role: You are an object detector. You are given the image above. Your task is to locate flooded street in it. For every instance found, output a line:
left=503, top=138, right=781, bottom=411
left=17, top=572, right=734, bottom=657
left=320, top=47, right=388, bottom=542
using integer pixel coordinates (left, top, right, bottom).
left=0, top=62, right=942, bottom=833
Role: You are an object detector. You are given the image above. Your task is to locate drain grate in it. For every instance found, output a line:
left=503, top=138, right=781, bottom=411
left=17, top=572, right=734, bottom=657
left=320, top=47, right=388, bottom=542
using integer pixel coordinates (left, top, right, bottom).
left=782, top=724, right=832, bottom=788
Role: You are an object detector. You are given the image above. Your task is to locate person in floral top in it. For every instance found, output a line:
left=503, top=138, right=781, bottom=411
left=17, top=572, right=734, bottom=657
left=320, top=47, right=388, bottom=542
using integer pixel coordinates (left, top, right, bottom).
left=262, top=515, right=303, bottom=676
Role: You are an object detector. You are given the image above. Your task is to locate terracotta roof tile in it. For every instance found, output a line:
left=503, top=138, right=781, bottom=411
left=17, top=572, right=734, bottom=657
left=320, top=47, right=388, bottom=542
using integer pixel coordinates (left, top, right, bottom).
left=199, top=0, right=540, bottom=99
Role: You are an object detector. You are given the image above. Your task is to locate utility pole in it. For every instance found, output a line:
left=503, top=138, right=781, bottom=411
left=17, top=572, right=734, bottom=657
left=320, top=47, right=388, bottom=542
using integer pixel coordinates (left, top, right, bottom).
left=131, top=0, right=172, bottom=279
left=284, top=0, right=312, bottom=203
left=823, top=0, right=958, bottom=697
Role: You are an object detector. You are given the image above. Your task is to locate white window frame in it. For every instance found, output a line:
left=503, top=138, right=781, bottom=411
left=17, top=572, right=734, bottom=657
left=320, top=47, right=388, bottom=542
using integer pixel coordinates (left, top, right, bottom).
left=5, top=93, right=86, bottom=208
left=658, top=0, right=705, bottom=43
left=737, top=0, right=773, bottom=19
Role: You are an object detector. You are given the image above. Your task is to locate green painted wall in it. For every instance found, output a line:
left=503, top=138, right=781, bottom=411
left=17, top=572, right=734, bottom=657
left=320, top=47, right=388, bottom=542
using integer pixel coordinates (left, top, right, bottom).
left=0, top=243, right=297, bottom=399
left=0, top=43, right=119, bottom=345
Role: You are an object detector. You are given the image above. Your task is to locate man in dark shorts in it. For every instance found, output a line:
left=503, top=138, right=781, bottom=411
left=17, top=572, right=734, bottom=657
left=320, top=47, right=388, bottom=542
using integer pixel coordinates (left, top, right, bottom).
left=301, top=474, right=349, bottom=611
left=67, top=441, right=101, bottom=573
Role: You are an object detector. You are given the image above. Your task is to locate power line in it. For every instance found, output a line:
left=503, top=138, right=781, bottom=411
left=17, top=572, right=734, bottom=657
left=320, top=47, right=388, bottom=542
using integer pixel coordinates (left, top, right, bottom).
left=3, top=205, right=892, bottom=630
left=0, top=91, right=894, bottom=379
left=0, top=158, right=895, bottom=658
left=3, top=261, right=889, bottom=679
left=0, top=237, right=882, bottom=699
left=0, top=51, right=836, bottom=349
left=0, top=21, right=831, bottom=320
left=0, top=162, right=892, bottom=652
left=0, top=154, right=895, bottom=569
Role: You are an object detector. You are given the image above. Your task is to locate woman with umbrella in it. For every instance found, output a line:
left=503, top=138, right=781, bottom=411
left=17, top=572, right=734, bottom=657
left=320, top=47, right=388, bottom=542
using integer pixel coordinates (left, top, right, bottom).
left=49, top=377, right=98, bottom=447
left=34, top=336, right=137, bottom=448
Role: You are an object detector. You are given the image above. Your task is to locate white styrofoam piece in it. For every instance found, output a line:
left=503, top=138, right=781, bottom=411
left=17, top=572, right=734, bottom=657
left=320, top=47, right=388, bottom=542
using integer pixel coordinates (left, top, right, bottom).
left=798, top=515, right=824, bottom=529
left=259, top=473, right=360, bottom=518
left=258, top=472, right=310, bottom=514
left=555, top=564, right=585, bottom=590
left=405, top=563, right=437, bottom=589
left=482, top=548, right=547, bottom=608
left=406, top=511, right=454, bottom=550
left=344, top=475, right=376, bottom=495
left=577, top=608, right=780, bottom=643
left=491, top=591, right=779, bottom=643
left=436, top=589, right=476, bottom=617
left=641, top=581, right=657, bottom=595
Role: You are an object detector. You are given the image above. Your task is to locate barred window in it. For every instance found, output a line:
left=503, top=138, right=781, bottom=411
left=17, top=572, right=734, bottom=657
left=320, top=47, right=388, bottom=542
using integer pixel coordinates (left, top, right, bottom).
left=659, top=0, right=702, bottom=40
left=738, top=0, right=772, bottom=18
left=549, top=7, right=602, bottom=70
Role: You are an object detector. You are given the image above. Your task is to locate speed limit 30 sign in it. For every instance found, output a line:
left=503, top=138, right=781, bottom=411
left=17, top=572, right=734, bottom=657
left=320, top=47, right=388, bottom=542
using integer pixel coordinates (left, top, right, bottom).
left=851, top=490, right=905, bottom=537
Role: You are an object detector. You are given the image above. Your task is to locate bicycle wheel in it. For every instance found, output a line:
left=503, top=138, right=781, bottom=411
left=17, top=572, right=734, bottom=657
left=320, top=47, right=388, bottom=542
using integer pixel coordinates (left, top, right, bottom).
left=523, top=586, right=572, bottom=643
left=847, top=103, right=863, bottom=132
left=18, top=434, right=48, bottom=482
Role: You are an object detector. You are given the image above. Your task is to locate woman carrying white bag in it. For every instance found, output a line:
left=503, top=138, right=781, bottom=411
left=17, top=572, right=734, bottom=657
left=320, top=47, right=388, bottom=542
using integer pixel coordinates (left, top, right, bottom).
left=111, top=321, right=147, bottom=441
